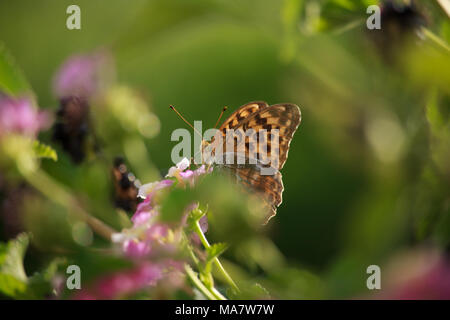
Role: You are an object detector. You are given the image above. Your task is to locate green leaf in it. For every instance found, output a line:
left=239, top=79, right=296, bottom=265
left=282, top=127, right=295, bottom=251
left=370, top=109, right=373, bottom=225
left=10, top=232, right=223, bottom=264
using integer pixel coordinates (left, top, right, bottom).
left=0, top=43, right=31, bottom=95
left=0, top=274, right=27, bottom=298
left=25, top=258, right=67, bottom=299
left=281, top=0, right=303, bottom=30
left=206, top=242, right=228, bottom=263
left=0, top=233, right=29, bottom=298
left=186, top=207, right=205, bottom=231
left=184, top=264, right=217, bottom=300
left=160, top=186, right=197, bottom=222
left=33, top=141, right=58, bottom=161
left=0, top=233, right=29, bottom=281
left=0, top=234, right=68, bottom=299
left=201, top=242, right=228, bottom=279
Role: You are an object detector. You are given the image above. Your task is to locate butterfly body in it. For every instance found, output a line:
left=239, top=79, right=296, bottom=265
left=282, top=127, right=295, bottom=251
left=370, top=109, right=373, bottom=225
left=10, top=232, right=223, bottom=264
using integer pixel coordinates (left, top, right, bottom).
left=201, top=101, right=301, bottom=221
left=112, top=157, right=141, bottom=213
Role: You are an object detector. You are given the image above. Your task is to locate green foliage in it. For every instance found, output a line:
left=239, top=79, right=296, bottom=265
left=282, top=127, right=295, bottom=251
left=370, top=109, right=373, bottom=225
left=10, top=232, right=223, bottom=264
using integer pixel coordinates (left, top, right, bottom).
left=0, top=233, right=29, bottom=298
left=206, top=243, right=228, bottom=263
left=33, top=141, right=58, bottom=161
left=1, top=0, right=449, bottom=300
left=0, top=43, right=31, bottom=96
left=0, top=233, right=64, bottom=299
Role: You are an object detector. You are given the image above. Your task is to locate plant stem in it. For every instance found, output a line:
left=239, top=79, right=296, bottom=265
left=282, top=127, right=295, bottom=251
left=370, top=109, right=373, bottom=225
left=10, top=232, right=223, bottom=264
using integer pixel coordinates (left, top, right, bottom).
left=182, top=231, right=226, bottom=300
left=422, top=27, right=450, bottom=52
left=332, top=18, right=364, bottom=35
left=184, top=264, right=222, bottom=300
left=194, top=220, right=240, bottom=293
left=22, top=169, right=116, bottom=241
left=211, top=287, right=227, bottom=300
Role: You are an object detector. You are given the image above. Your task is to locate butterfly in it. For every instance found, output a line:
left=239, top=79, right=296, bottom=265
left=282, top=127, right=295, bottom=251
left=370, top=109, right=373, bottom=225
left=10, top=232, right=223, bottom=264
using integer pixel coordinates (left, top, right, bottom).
left=202, top=101, right=301, bottom=222
left=171, top=101, right=301, bottom=222
left=112, top=157, right=141, bottom=213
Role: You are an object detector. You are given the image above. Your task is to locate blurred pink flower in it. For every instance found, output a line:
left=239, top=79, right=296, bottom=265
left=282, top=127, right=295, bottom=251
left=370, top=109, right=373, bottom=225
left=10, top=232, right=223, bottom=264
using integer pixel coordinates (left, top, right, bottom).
left=179, top=170, right=194, bottom=180
left=123, top=239, right=151, bottom=258
left=0, top=95, right=51, bottom=138
left=131, top=196, right=155, bottom=226
left=165, top=158, right=212, bottom=186
left=383, top=260, right=450, bottom=299
left=146, top=223, right=170, bottom=241
left=120, top=221, right=175, bottom=259
left=114, top=191, right=176, bottom=259
left=53, top=51, right=114, bottom=99
left=74, top=262, right=163, bottom=300
left=131, top=179, right=173, bottom=226
left=166, top=157, right=190, bottom=178
left=106, top=157, right=213, bottom=296
left=375, top=250, right=450, bottom=300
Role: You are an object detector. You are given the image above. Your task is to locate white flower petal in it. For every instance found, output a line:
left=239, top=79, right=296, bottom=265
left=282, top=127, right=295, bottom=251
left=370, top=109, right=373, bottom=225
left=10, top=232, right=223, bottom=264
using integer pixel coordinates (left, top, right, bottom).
left=166, top=166, right=177, bottom=178
left=138, top=182, right=157, bottom=199
left=111, top=233, right=126, bottom=243
left=177, top=157, right=190, bottom=171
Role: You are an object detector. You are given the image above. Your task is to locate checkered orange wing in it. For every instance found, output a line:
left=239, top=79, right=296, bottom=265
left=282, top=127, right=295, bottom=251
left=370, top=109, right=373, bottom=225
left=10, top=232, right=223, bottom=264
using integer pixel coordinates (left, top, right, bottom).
left=204, top=101, right=301, bottom=221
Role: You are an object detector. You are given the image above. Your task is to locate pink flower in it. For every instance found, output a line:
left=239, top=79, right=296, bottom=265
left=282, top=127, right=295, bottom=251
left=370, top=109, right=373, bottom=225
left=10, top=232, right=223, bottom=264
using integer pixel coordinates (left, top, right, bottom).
left=371, top=250, right=450, bottom=300
left=131, top=196, right=155, bottom=226
left=165, top=158, right=212, bottom=186
left=146, top=223, right=169, bottom=240
left=116, top=194, right=175, bottom=259
left=179, top=170, right=194, bottom=179
left=198, top=215, right=208, bottom=233
left=166, top=157, right=190, bottom=177
left=123, top=239, right=151, bottom=258
left=0, top=96, right=51, bottom=138
left=53, top=51, right=114, bottom=99
left=381, top=257, right=450, bottom=299
left=120, top=223, right=174, bottom=259
left=108, top=158, right=213, bottom=295
left=74, top=262, right=163, bottom=299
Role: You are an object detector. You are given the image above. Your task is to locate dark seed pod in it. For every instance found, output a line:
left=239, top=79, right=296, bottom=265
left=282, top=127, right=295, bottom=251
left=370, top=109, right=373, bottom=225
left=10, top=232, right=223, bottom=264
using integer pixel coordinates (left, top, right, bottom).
left=52, top=96, right=90, bottom=163
left=369, top=0, right=427, bottom=63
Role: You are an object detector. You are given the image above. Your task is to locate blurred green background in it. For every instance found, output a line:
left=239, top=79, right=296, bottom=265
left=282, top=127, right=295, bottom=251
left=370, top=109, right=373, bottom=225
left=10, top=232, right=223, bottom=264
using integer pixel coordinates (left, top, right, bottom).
left=0, top=0, right=449, bottom=298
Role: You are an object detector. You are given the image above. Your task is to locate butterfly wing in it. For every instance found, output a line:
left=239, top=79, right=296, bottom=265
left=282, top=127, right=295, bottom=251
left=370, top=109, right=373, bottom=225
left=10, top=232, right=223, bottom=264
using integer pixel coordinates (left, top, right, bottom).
left=207, top=102, right=301, bottom=220
left=225, top=103, right=301, bottom=170
left=233, top=165, right=284, bottom=222
left=112, top=157, right=140, bottom=213
left=205, top=101, right=269, bottom=164
left=219, top=101, right=269, bottom=132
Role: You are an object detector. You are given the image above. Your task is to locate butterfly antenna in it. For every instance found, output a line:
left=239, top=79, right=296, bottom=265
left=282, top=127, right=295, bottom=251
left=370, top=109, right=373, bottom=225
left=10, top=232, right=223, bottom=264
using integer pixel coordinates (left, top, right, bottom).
left=169, top=105, right=202, bottom=138
left=214, top=106, right=228, bottom=129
